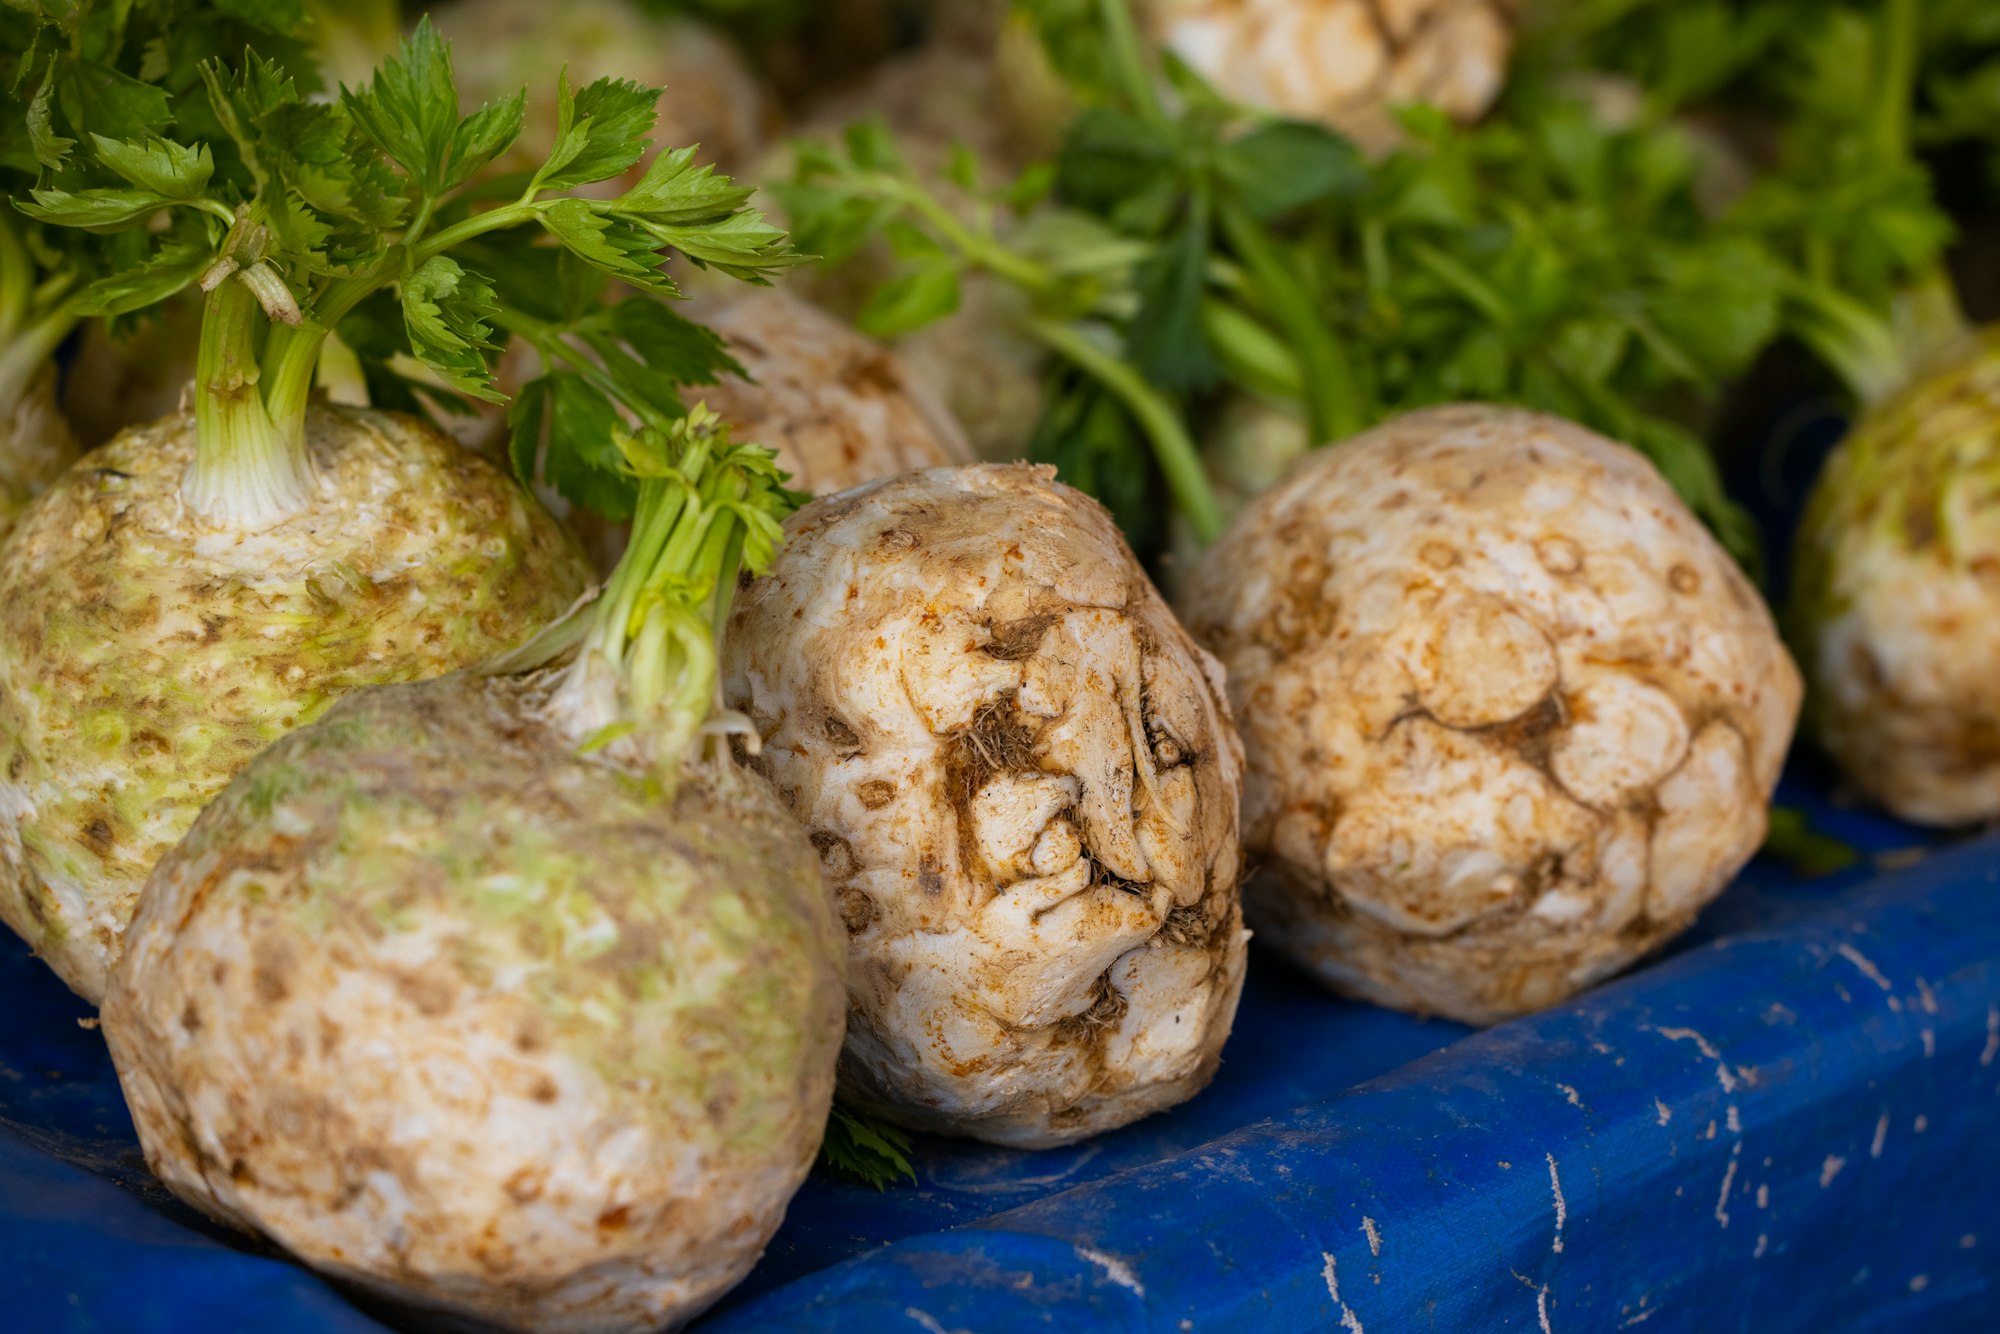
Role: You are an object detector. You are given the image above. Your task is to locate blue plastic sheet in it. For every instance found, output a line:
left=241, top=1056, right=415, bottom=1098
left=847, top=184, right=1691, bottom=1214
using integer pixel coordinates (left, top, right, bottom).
left=4, top=775, right=1998, bottom=1332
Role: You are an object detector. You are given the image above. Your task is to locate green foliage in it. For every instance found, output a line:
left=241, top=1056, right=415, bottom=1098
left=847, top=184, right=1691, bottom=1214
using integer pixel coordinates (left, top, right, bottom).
left=536, top=197, right=673, bottom=293
left=344, top=29, right=523, bottom=197
left=1317, top=102, right=1782, bottom=564
left=401, top=255, right=504, bottom=403
left=1029, top=375, right=1168, bottom=559
left=1532, top=0, right=2000, bottom=180
left=1920, top=0, right=2000, bottom=176
left=1528, top=0, right=1980, bottom=406
left=16, top=185, right=185, bottom=230
left=513, top=372, right=630, bottom=519
left=783, top=4, right=1778, bottom=567
left=529, top=72, right=655, bottom=194
left=476, top=238, right=747, bottom=522
left=521, top=405, right=804, bottom=770
left=73, top=229, right=211, bottom=317
left=1762, top=806, right=1863, bottom=879
left=1216, top=120, right=1368, bottom=222
left=1013, top=0, right=1129, bottom=108
left=12, top=6, right=798, bottom=518
left=1728, top=3, right=1955, bottom=299
left=0, top=0, right=311, bottom=413
left=87, top=133, right=214, bottom=198
left=819, top=1103, right=917, bottom=1191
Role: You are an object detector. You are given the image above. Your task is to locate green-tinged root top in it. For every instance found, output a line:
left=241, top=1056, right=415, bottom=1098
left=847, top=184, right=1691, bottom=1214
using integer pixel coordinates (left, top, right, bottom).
left=1790, top=326, right=2000, bottom=826
left=0, top=404, right=592, bottom=1002
left=102, top=669, right=846, bottom=1329
left=1794, top=326, right=2000, bottom=599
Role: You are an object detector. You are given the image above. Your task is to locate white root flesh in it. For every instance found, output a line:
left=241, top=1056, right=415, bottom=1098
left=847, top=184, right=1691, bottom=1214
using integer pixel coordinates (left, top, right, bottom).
left=727, top=464, right=1248, bottom=1148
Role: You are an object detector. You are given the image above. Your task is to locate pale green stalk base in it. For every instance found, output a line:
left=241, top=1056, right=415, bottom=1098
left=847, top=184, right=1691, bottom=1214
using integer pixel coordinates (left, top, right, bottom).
left=186, top=280, right=320, bottom=529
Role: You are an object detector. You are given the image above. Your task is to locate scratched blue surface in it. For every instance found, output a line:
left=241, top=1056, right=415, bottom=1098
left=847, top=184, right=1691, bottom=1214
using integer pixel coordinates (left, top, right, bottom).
left=5, top=769, right=1997, bottom=1333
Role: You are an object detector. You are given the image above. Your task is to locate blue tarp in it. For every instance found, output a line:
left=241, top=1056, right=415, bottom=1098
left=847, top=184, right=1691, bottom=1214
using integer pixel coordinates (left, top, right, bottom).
left=4, top=777, right=1997, bottom=1332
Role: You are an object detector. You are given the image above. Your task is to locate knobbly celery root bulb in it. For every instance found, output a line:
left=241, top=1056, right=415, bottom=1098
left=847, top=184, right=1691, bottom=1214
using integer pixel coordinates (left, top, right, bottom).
left=1145, top=0, right=1517, bottom=151
left=544, top=288, right=972, bottom=574
left=104, top=412, right=844, bottom=1334
left=697, top=289, right=973, bottom=492
left=106, top=680, right=841, bottom=1334
left=438, top=0, right=776, bottom=179
left=0, top=405, right=591, bottom=1002
left=1182, top=406, right=1800, bottom=1025
left=2, top=12, right=802, bottom=1013
left=727, top=465, right=1247, bottom=1148
left=768, top=33, right=1055, bottom=462
left=1791, top=331, right=2000, bottom=826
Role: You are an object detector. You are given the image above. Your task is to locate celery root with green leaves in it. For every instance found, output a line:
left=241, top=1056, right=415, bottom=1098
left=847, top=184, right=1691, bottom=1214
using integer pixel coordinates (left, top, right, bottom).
left=104, top=406, right=847, bottom=1334
left=0, top=15, right=795, bottom=1001
left=1, top=0, right=307, bottom=532
left=769, top=1, right=1810, bottom=1029
left=1730, top=0, right=2000, bottom=827
left=1515, top=0, right=2000, bottom=825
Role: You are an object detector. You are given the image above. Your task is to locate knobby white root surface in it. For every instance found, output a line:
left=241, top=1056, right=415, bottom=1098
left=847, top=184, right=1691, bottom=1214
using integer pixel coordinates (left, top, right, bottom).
left=727, top=464, right=1248, bottom=1148
left=1182, top=404, right=1801, bottom=1025
left=1145, top=0, right=1518, bottom=152
left=695, top=288, right=973, bottom=495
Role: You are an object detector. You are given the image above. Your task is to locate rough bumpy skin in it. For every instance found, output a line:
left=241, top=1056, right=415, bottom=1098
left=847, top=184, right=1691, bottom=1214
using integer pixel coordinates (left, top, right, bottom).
left=493, top=291, right=974, bottom=578
left=1, top=364, right=79, bottom=541
left=1146, top=0, right=1516, bottom=151
left=439, top=0, right=776, bottom=180
left=104, top=674, right=844, bottom=1334
left=726, top=465, right=1247, bottom=1148
left=1792, top=333, right=2000, bottom=826
left=697, top=290, right=973, bottom=493
left=0, top=405, right=591, bottom=1002
left=1181, top=406, right=1800, bottom=1025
